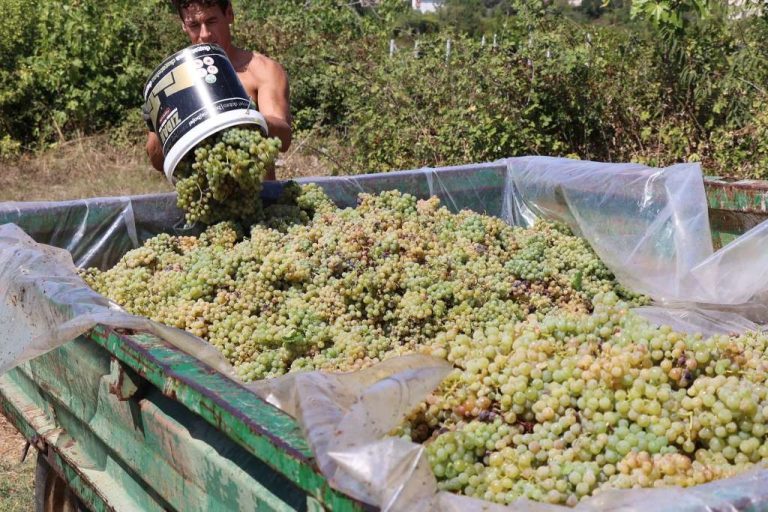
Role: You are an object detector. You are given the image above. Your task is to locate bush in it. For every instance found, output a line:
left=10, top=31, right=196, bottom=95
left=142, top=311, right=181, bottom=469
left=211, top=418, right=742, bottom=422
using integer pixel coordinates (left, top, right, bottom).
left=0, top=0, right=184, bottom=145
left=1, top=0, right=767, bottom=179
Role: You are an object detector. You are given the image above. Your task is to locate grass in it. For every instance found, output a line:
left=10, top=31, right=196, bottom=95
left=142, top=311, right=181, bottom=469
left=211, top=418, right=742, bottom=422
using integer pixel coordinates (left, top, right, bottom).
left=0, top=130, right=337, bottom=203
left=0, top=459, right=35, bottom=511
left=0, top=415, right=35, bottom=512
left=0, top=134, right=172, bottom=202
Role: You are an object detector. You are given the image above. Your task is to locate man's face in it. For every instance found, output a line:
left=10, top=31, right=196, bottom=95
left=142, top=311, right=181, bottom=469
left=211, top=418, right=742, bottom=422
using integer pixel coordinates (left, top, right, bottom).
left=180, top=3, right=234, bottom=49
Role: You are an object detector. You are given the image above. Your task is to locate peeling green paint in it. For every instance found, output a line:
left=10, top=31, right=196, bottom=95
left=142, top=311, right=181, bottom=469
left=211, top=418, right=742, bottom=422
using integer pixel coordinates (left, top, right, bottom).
left=1, top=335, right=369, bottom=511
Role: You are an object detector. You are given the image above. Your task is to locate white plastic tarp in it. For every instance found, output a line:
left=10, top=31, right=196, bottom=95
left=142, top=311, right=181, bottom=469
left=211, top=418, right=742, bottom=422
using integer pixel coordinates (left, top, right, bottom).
left=503, top=157, right=768, bottom=333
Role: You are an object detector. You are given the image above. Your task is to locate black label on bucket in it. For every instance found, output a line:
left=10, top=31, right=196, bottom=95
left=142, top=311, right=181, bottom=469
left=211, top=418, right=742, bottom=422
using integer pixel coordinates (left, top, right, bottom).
left=143, top=44, right=253, bottom=154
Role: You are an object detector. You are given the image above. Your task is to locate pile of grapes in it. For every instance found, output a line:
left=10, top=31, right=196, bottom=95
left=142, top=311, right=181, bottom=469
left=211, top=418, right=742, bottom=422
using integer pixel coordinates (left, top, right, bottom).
left=173, top=127, right=282, bottom=224
left=413, top=293, right=768, bottom=505
left=81, top=132, right=768, bottom=506
left=83, top=190, right=638, bottom=383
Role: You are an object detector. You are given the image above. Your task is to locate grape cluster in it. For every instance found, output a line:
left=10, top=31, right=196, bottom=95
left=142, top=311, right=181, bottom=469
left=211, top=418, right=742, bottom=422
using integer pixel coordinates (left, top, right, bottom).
left=174, top=127, right=282, bottom=224
left=410, top=293, right=768, bottom=505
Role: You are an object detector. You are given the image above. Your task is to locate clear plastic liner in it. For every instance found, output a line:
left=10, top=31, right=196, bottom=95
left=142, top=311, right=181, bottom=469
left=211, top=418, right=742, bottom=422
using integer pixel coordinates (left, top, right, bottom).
left=504, top=157, right=768, bottom=334
left=503, top=157, right=713, bottom=303
left=634, top=305, right=766, bottom=335
left=0, top=194, right=199, bottom=270
left=250, top=355, right=452, bottom=510
left=3, top=158, right=768, bottom=511
left=0, top=223, right=235, bottom=377
left=297, top=161, right=508, bottom=217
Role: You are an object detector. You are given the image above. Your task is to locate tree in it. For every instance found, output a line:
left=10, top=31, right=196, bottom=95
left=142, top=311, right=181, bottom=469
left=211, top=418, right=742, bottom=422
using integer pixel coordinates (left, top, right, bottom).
left=630, top=0, right=713, bottom=30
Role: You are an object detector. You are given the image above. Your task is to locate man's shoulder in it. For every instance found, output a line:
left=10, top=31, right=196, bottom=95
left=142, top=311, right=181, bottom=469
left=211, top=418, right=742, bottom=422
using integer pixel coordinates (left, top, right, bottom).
left=245, top=51, right=287, bottom=81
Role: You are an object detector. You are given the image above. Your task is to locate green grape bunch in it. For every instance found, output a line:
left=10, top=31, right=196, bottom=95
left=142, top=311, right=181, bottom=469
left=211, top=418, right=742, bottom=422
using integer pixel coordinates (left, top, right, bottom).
left=412, top=293, right=768, bottom=506
left=173, top=127, right=282, bottom=225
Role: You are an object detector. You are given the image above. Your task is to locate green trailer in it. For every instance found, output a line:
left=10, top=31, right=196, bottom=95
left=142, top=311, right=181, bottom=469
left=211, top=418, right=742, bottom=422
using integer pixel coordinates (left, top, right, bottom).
left=0, top=161, right=766, bottom=511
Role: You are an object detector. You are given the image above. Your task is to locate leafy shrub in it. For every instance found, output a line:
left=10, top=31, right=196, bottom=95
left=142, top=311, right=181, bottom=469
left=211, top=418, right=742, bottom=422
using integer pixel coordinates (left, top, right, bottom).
left=1, top=0, right=767, bottom=180
left=0, top=0, right=184, bottom=145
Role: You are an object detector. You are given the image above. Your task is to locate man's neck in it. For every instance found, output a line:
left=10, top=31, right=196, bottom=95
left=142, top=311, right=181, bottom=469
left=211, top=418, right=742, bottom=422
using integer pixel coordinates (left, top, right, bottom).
left=226, top=46, right=250, bottom=68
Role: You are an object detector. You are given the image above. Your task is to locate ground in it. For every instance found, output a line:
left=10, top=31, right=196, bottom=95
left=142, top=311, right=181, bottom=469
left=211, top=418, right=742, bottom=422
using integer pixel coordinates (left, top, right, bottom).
left=0, top=414, right=35, bottom=511
left=0, top=132, right=334, bottom=202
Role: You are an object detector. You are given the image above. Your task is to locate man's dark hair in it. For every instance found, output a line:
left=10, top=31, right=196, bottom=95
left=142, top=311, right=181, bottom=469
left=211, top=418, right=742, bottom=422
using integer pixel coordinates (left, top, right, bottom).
left=171, top=0, right=231, bottom=17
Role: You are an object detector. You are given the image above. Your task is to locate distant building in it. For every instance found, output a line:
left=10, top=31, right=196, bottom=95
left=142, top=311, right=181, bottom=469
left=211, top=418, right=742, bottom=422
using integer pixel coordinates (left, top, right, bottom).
left=412, top=0, right=440, bottom=13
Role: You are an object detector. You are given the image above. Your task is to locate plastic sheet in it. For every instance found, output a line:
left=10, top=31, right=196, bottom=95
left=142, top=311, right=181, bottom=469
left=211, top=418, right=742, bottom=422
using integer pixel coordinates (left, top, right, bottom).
left=0, top=194, right=197, bottom=270
left=505, top=157, right=768, bottom=334
left=251, top=355, right=452, bottom=511
left=504, top=157, right=712, bottom=303
left=4, top=158, right=768, bottom=511
left=0, top=223, right=236, bottom=377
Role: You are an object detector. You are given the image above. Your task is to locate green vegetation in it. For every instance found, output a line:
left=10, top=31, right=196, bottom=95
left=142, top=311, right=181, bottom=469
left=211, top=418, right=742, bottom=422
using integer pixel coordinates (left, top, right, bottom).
left=1, top=0, right=767, bottom=177
left=0, top=0, right=184, bottom=147
left=0, top=417, right=35, bottom=512
left=0, top=458, right=35, bottom=511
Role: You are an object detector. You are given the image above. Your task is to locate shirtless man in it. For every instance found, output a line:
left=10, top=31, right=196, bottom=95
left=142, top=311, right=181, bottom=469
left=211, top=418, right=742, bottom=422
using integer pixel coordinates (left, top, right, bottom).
left=146, top=0, right=291, bottom=180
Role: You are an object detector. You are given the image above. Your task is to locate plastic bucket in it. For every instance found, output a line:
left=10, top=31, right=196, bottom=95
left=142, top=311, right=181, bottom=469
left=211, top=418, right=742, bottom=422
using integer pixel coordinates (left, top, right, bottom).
left=143, top=43, right=267, bottom=182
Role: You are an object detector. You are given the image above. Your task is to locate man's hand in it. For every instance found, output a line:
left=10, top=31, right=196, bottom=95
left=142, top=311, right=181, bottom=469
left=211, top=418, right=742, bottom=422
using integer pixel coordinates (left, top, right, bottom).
left=263, top=114, right=292, bottom=153
left=146, top=132, right=165, bottom=173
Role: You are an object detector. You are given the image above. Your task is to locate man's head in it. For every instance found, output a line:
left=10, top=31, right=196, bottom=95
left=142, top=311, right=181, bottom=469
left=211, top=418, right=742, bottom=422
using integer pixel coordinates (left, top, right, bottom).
left=171, top=0, right=235, bottom=51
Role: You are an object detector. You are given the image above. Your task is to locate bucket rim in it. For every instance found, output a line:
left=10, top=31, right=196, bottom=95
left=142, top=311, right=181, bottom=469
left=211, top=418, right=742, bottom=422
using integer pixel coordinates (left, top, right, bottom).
left=163, top=109, right=269, bottom=183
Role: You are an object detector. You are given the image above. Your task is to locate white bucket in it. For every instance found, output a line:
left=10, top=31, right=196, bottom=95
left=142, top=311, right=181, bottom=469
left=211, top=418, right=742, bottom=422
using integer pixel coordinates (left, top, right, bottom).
left=142, top=43, right=267, bottom=182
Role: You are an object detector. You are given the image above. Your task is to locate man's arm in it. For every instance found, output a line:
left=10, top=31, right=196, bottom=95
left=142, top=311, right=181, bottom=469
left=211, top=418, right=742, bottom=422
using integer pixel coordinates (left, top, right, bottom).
left=146, top=132, right=165, bottom=173
left=256, top=59, right=292, bottom=153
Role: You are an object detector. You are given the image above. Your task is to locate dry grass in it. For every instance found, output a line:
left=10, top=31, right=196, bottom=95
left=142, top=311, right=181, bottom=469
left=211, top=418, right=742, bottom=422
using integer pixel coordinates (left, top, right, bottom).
left=0, top=134, right=173, bottom=202
left=276, top=129, right=350, bottom=179
left=0, top=131, right=339, bottom=203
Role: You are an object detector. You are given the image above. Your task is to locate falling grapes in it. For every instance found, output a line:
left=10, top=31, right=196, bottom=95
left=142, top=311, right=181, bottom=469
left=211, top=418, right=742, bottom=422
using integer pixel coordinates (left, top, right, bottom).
left=174, top=127, right=282, bottom=225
